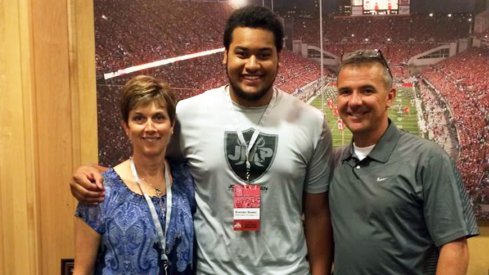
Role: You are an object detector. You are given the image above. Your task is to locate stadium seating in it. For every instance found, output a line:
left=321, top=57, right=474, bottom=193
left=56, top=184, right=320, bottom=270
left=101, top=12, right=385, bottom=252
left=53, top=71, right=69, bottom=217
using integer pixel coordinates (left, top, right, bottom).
left=94, top=0, right=232, bottom=75
left=421, top=47, right=489, bottom=203
left=293, top=14, right=472, bottom=44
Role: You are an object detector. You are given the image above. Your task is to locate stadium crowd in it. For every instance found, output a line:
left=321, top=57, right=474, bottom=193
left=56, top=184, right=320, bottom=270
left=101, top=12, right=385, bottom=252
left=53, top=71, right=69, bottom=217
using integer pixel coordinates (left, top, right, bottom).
left=294, top=13, right=472, bottom=45
left=421, top=47, right=489, bottom=217
left=293, top=13, right=472, bottom=80
left=275, top=51, right=323, bottom=93
left=416, top=82, right=457, bottom=155
left=94, top=0, right=232, bottom=75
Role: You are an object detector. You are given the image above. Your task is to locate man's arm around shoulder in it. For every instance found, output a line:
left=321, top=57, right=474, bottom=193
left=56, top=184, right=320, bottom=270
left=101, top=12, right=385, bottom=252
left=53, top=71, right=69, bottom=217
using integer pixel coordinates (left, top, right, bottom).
left=70, top=164, right=107, bottom=205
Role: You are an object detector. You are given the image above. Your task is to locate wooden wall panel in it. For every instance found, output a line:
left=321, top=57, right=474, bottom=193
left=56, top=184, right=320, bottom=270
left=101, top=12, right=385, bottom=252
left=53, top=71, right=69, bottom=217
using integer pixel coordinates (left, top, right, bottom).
left=31, top=0, right=74, bottom=273
left=29, top=0, right=97, bottom=273
left=0, top=0, right=40, bottom=274
left=467, top=223, right=489, bottom=275
left=69, top=0, right=98, bottom=165
left=1, top=0, right=97, bottom=273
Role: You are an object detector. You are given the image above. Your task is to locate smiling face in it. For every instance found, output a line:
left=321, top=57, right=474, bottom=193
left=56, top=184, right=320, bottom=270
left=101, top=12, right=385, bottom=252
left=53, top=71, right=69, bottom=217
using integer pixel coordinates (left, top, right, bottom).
left=123, top=101, right=173, bottom=158
left=336, top=63, right=396, bottom=147
left=223, top=27, right=279, bottom=107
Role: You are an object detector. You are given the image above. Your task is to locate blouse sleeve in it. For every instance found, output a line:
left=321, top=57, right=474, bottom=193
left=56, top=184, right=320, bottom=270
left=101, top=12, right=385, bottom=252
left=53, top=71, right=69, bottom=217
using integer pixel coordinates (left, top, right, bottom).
left=75, top=202, right=105, bottom=235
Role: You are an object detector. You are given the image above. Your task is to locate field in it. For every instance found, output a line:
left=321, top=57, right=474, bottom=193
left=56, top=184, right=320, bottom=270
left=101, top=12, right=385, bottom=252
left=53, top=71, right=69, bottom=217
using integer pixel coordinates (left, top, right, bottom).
left=309, top=86, right=421, bottom=148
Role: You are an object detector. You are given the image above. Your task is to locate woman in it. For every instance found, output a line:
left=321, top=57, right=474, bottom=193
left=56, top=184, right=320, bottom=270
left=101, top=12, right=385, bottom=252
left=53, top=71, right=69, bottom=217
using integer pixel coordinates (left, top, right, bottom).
left=74, top=75, right=195, bottom=275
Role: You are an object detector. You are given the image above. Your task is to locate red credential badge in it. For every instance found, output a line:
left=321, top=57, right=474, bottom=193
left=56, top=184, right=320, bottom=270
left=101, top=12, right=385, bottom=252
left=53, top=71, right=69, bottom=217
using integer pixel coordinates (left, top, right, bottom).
left=233, top=184, right=261, bottom=231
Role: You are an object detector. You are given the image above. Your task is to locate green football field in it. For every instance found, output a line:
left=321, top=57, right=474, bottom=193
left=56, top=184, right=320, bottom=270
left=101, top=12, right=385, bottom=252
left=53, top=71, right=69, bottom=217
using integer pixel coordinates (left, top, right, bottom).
left=310, top=87, right=421, bottom=148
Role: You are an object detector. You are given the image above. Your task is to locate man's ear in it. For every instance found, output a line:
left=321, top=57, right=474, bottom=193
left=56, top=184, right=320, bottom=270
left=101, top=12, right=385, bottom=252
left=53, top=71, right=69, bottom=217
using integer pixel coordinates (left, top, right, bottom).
left=222, top=50, right=228, bottom=65
left=386, top=88, right=397, bottom=108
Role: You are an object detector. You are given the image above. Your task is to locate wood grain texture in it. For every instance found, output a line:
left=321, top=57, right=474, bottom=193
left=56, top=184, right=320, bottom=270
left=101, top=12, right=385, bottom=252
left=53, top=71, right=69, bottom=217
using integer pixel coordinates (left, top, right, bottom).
left=0, top=0, right=97, bottom=274
left=1, top=0, right=40, bottom=273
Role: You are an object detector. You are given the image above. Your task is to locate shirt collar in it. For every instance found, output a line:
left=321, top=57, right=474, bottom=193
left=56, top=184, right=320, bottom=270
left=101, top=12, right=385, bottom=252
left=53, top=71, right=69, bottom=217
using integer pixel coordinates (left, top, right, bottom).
left=342, top=119, right=401, bottom=163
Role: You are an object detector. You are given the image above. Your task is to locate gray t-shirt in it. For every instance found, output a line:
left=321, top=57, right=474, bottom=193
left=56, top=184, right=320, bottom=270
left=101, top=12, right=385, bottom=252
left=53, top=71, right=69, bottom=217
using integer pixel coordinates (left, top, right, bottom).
left=329, top=121, right=479, bottom=275
left=172, top=86, right=333, bottom=274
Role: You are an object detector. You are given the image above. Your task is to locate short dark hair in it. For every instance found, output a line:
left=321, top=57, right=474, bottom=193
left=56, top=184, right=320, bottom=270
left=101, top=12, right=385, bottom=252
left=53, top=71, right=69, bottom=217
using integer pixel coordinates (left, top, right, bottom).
left=223, top=6, right=284, bottom=52
left=339, top=49, right=393, bottom=88
left=120, top=75, right=177, bottom=125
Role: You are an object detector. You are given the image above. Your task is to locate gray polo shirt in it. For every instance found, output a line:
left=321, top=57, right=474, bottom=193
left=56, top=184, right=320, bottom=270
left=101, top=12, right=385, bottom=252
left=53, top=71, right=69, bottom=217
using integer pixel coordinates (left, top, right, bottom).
left=330, top=120, right=478, bottom=275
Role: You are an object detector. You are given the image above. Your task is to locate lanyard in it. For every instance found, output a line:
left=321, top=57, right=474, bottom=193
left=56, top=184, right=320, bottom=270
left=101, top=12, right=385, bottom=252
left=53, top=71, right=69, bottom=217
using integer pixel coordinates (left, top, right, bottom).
left=226, top=86, right=277, bottom=183
left=130, top=158, right=172, bottom=264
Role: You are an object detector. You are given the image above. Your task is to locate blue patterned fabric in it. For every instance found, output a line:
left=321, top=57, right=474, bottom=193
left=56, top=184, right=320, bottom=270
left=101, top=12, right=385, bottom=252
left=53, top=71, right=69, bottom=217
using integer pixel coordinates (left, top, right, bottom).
left=76, top=161, right=196, bottom=275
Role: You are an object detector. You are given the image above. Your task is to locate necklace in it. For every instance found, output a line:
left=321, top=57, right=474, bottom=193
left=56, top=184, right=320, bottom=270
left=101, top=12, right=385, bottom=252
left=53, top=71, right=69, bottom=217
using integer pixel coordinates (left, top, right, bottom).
left=140, top=177, right=165, bottom=197
left=132, top=159, right=166, bottom=197
left=154, top=187, right=163, bottom=197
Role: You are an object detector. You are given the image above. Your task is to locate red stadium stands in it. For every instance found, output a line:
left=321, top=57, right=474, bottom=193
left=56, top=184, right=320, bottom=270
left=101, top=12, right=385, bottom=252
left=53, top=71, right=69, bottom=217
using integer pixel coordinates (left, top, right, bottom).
left=94, top=0, right=232, bottom=75
left=294, top=14, right=472, bottom=45
left=421, top=47, right=489, bottom=211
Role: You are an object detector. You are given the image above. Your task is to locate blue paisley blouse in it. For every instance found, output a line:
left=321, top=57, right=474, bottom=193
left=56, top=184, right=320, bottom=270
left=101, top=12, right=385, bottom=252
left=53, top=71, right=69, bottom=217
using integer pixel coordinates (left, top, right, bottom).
left=75, top=161, right=195, bottom=275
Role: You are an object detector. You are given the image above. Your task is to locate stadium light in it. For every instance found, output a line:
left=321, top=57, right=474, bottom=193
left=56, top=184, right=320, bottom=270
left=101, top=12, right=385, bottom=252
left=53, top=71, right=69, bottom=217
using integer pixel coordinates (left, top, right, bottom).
left=429, top=13, right=433, bottom=17
left=448, top=14, right=452, bottom=18
left=229, top=0, right=247, bottom=9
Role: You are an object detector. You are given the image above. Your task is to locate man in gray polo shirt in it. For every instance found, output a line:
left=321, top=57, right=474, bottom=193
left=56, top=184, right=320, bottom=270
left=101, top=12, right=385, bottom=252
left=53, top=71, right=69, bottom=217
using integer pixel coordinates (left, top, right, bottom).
left=330, top=49, right=479, bottom=275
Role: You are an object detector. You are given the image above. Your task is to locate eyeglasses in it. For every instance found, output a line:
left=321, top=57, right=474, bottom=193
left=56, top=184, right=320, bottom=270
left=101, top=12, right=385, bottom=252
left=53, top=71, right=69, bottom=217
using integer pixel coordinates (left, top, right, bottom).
left=342, top=49, right=392, bottom=79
